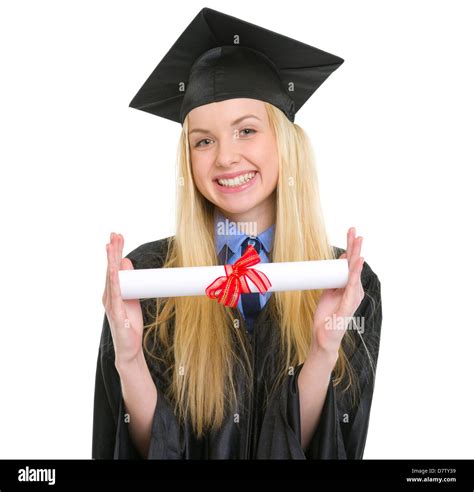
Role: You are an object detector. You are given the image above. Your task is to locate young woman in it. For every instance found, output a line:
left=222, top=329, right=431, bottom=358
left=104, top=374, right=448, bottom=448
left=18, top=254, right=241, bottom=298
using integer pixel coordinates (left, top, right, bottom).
left=92, top=8, right=382, bottom=460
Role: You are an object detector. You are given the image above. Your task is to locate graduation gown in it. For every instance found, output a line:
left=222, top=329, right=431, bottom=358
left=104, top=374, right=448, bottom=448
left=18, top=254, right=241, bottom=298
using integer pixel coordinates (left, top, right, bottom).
left=92, top=237, right=383, bottom=459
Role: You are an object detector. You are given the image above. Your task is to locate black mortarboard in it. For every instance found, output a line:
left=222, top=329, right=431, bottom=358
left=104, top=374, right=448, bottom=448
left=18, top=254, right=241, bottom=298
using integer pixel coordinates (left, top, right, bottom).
left=128, top=7, right=344, bottom=125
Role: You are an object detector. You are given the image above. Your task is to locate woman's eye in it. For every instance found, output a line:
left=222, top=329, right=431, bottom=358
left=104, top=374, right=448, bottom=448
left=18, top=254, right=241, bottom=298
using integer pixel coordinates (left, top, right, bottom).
left=196, top=138, right=213, bottom=148
left=240, top=128, right=256, bottom=137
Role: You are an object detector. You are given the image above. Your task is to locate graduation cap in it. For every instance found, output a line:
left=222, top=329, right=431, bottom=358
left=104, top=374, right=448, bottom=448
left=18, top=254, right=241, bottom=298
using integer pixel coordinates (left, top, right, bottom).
left=128, top=7, right=344, bottom=125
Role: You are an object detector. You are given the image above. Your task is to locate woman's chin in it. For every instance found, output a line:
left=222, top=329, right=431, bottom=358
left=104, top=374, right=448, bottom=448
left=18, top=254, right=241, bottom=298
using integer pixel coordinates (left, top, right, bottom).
left=213, top=197, right=260, bottom=216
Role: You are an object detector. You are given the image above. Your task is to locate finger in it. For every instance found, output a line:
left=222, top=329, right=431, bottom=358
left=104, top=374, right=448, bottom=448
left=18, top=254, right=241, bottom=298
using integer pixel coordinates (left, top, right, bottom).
left=348, top=255, right=363, bottom=287
left=103, top=242, right=110, bottom=306
left=115, top=233, right=123, bottom=268
left=354, top=236, right=363, bottom=258
left=111, top=232, right=120, bottom=268
left=120, top=258, right=135, bottom=314
left=347, top=257, right=364, bottom=298
left=109, top=261, right=126, bottom=320
left=341, top=256, right=364, bottom=315
left=104, top=242, right=113, bottom=308
left=354, top=256, right=365, bottom=297
left=349, top=236, right=363, bottom=270
left=118, top=234, right=124, bottom=268
left=346, top=227, right=355, bottom=260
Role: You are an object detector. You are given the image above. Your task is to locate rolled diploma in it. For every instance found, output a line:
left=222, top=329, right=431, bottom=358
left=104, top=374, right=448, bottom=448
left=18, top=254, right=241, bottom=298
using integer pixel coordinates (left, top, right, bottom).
left=119, top=259, right=348, bottom=300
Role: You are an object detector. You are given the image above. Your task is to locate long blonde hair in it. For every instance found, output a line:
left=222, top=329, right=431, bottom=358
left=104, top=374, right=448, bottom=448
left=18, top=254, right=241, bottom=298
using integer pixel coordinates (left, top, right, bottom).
left=143, top=102, right=357, bottom=437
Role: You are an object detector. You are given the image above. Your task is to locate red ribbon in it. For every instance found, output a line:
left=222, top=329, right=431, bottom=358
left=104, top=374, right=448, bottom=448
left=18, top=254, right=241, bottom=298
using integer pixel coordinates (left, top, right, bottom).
left=205, top=245, right=272, bottom=308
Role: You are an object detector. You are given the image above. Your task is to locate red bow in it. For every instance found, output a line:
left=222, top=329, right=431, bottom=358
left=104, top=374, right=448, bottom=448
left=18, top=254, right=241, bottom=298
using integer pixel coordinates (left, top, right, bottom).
left=205, top=245, right=272, bottom=308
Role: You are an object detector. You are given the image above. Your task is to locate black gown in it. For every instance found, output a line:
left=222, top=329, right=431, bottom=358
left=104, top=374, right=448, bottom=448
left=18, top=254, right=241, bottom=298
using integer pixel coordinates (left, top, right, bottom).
left=92, top=237, right=383, bottom=459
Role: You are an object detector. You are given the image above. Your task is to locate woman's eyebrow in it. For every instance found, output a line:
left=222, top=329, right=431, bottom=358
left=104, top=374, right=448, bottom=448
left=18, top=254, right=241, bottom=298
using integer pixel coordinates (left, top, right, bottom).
left=189, top=114, right=261, bottom=135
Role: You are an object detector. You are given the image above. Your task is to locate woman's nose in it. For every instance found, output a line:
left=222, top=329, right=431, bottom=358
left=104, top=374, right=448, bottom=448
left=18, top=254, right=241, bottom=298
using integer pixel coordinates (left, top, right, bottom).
left=215, top=137, right=241, bottom=167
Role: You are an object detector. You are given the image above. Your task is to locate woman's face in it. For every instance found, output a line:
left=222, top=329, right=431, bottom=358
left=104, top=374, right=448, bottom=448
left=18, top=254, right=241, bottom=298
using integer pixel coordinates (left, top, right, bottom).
left=188, top=98, right=279, bottom=218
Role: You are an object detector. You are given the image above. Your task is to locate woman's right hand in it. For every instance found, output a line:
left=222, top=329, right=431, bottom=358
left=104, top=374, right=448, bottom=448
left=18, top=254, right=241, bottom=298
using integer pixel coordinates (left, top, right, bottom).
left=102, top=232, right=144, bottom=368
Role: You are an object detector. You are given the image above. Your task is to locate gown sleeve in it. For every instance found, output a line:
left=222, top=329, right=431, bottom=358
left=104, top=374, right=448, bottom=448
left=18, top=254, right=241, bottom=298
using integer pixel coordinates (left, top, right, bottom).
left=92, top=238, right=184, bottom=459
left=256, top=260, right=383, bottom=459
left=91, top=313, right=142, bottom=459
left=92, top=310, right=185, bottom=459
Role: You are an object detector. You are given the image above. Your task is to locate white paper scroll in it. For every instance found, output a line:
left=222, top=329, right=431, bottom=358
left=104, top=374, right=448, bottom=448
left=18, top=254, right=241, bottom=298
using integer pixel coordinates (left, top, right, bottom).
left=118, top=259, right=348, bottom=300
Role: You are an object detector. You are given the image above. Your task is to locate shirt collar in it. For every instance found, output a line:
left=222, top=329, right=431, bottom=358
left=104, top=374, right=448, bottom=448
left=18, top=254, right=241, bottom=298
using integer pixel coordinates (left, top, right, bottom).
left=213, top=208, right=275, bottom=257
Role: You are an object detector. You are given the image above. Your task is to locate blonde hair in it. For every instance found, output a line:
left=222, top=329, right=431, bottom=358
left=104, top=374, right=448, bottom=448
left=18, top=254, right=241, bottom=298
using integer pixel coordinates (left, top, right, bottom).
left=143, top=102, right=358, bottom=437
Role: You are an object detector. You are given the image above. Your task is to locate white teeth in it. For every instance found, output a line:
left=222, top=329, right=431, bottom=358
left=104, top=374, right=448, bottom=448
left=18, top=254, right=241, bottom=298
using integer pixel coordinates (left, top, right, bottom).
left=217, top=172, right=256, bottom=187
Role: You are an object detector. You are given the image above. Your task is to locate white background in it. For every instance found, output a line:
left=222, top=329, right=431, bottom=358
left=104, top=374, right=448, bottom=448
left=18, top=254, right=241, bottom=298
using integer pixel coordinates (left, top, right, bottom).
left=1, top=0, right=473, bottom=459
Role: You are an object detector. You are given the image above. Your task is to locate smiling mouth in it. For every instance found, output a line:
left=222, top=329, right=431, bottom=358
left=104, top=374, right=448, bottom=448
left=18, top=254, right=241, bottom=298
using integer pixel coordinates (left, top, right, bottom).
left=215, top=171, right=257, bottom=188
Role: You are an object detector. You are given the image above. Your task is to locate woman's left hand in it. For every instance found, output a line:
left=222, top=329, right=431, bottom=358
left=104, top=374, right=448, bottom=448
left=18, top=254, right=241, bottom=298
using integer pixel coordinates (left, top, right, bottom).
left=310, top=227, right=365, bottom=358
